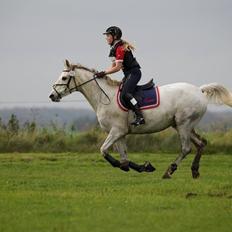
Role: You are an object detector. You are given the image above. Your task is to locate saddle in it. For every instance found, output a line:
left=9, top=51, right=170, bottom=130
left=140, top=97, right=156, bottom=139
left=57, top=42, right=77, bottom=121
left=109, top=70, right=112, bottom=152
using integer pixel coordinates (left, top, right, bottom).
left=135, top=79, right=154, bottom=91
left=117, top=79, right=160, bottom=111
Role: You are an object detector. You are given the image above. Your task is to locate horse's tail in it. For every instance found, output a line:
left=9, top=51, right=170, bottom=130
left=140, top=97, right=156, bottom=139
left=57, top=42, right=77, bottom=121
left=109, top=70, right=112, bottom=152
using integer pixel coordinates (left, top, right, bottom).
left=200, top=83, right=232, bottom=107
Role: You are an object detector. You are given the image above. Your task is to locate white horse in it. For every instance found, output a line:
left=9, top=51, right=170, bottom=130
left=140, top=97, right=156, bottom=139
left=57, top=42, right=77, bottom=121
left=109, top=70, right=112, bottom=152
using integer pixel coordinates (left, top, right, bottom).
left=49, top=59, right=232, bottom=178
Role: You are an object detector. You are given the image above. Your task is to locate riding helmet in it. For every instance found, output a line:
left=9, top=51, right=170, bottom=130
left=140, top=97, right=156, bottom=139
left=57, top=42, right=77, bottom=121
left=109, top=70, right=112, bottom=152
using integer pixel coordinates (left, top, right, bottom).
left=103, top=26, right=122, bottom=39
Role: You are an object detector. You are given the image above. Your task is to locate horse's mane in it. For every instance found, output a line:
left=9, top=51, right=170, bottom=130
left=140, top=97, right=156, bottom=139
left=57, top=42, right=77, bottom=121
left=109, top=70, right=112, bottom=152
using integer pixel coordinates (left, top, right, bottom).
left=71, top=63, right=121, bottom=87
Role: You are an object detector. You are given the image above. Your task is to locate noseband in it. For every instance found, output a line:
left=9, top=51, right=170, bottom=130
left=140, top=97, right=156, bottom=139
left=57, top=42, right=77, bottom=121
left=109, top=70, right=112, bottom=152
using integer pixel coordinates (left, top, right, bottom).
left=53, top=69, right=110, bottom=104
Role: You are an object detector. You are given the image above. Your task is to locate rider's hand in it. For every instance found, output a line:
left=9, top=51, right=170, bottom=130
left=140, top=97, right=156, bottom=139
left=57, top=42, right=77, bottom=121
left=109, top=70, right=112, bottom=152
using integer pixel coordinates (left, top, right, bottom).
left=95, top=71, right=106, bottom=78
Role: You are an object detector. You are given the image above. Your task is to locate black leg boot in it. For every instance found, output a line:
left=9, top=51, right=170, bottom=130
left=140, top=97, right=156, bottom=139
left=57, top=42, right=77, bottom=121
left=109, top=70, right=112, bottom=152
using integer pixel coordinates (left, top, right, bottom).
left=131, top=104, right=145, bottom=126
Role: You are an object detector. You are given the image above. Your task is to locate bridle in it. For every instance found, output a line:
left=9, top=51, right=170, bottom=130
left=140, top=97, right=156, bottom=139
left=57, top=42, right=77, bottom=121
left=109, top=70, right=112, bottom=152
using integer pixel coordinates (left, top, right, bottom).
left=53, top=69, right=111, bottom=105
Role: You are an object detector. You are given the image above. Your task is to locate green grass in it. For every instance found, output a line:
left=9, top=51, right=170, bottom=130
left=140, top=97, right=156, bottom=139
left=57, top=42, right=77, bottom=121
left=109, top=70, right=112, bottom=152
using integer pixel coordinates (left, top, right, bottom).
left=0, top=153, right=231, bottom=232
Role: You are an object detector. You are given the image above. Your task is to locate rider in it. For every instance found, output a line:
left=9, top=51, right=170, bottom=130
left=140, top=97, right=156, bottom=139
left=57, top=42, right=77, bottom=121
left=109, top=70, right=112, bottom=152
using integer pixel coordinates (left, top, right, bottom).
left=95, top=26, right=145, bottom=126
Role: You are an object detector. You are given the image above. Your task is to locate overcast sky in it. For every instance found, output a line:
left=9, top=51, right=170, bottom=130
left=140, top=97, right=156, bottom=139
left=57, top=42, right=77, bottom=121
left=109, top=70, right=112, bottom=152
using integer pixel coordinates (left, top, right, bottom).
left=0, top=0, right=231, bottom=109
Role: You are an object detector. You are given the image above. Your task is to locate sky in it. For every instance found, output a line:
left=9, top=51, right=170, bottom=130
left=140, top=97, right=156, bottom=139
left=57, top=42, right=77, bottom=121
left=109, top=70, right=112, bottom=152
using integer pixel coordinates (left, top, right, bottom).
left=0, top=0, right=232, bottom=109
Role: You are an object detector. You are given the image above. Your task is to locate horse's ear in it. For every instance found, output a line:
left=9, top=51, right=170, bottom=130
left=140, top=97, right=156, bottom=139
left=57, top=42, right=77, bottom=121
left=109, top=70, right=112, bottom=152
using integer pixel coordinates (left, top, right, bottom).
left=64, top=59, right=70, bottom=68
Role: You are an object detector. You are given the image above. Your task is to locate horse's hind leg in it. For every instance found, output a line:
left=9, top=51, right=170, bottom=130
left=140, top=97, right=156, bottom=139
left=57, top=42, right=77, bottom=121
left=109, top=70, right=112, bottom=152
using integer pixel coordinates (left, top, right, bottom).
left=163, top=125, right=192, bottom=179
left=190, top=129, right=207, bottom=178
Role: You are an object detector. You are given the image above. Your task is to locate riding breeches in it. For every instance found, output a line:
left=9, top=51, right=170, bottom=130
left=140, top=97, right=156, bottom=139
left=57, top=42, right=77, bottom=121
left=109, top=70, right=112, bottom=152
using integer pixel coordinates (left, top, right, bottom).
left=121, top=68, right=141, bottom=108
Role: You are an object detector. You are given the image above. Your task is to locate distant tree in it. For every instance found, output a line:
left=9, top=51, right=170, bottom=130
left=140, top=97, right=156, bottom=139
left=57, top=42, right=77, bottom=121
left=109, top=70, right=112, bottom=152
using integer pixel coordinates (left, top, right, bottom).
left=29, top=121, right=36, bottom=133
left=7, top=114, right=19, bottom=134
left=0, top=117, right=2, bottom=129
left=70, top=123, right=76, bottom=132
left=0, top=117, right=6, bottom=130
left=50, top=120, right=58, bottom=132
left=24, top=121, right=37, bottom=133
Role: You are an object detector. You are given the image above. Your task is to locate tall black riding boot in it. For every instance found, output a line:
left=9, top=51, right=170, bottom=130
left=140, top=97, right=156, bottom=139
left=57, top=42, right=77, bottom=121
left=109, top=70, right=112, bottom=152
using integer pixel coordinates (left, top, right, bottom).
left=131, top=104, right=145, bottom=126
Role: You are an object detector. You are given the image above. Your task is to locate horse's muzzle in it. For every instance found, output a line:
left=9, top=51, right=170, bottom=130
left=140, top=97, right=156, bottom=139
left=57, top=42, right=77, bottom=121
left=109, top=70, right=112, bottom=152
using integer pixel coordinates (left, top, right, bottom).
left=49, top=93, right=60, bottom=102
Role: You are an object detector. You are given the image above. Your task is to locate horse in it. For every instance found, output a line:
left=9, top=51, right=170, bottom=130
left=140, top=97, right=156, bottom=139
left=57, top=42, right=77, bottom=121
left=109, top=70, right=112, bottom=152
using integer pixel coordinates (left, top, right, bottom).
left=49, top=59, right=232, bottom=178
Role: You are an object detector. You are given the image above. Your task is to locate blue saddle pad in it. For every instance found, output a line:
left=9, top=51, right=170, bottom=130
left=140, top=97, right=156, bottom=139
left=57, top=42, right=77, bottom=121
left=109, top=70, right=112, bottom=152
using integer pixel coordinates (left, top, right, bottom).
left=117, top=84, right=160, bottom=111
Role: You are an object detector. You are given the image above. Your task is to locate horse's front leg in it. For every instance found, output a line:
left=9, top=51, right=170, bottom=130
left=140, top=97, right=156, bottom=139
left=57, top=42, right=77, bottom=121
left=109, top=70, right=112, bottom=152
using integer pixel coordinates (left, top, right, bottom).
left=113, top=137, right=130, bottom=171
left=100, top=128, right=128, bottom=171
left=113, top=137, right=156, bottom=173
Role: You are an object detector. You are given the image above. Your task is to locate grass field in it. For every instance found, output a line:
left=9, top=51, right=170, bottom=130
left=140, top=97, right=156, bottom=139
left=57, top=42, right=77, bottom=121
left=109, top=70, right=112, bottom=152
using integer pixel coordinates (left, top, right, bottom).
left=0, top=152, right=231, bottom=232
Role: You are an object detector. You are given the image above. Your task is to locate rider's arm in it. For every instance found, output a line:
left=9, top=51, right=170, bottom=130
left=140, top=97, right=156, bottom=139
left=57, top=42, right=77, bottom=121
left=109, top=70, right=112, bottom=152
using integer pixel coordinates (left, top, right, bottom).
left=105, top=45, right=125, bottom=75
left=105, top=61, right=122, bottom=75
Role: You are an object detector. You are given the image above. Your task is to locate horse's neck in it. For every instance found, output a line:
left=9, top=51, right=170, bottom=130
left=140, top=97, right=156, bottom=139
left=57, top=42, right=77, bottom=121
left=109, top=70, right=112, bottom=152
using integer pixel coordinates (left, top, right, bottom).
left=77, top=71, right=115, bottom=112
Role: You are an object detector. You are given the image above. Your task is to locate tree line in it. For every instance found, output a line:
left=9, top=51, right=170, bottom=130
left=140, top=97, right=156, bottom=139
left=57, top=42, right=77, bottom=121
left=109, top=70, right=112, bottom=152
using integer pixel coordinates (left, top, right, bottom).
left=0, top=114, right=232, bottom=154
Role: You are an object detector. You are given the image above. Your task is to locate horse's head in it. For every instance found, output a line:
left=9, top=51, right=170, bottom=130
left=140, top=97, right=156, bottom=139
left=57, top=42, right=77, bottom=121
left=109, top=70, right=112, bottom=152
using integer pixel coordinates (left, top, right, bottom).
left=49, top=59, right=80, bottom=102
left=49, top=60, right=119, bottom=103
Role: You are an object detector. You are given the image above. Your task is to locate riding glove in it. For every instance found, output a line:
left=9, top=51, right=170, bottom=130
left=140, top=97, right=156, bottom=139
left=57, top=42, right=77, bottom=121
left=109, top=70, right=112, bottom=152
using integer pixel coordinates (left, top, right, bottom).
left=95, top=71, right=106, bottom=78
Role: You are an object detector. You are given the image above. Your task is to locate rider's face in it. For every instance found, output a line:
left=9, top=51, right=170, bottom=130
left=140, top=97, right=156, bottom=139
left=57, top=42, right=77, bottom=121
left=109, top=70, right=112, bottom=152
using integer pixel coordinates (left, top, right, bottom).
left=105, top=34, right=114, bottom=45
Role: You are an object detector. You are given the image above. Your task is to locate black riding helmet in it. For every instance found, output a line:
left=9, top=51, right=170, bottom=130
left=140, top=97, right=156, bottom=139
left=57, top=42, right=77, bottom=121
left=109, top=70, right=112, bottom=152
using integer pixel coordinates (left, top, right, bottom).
left=103, top=26, right=122, bottom=40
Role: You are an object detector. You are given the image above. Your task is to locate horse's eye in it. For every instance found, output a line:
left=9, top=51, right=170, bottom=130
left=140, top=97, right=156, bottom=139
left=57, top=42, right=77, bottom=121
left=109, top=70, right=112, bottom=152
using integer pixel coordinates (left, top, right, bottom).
left=62, top=77, right=67, bottom=81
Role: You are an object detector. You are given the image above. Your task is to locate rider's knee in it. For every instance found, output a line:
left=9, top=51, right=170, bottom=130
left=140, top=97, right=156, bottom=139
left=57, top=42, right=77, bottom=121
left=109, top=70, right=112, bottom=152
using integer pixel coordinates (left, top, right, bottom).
left=126, top=92, right=133, bottom=99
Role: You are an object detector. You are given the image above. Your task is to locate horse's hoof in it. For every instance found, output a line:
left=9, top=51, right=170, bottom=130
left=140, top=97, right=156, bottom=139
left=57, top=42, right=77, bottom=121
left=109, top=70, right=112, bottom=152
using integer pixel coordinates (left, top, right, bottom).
left=162, top=173, right=171, bottom=179
left=192, top=170, right=200, bottom=179
left=162, top=164, right=176, bottom=179
left=144, top=161, right=156, bottom=172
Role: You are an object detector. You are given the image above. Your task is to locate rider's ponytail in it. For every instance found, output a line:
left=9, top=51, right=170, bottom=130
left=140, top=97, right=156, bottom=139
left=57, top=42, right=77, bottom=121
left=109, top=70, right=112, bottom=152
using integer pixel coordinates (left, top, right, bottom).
left=122, top=40, right=135, bottom=51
